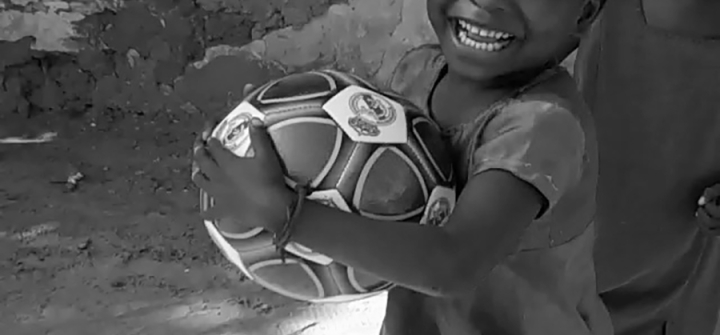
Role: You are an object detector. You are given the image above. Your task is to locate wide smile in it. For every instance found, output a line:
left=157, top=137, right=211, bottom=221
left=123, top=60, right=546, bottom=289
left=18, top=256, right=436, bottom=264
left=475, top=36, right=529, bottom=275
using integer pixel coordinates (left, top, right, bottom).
left=450, top=18, right=516, bottom=52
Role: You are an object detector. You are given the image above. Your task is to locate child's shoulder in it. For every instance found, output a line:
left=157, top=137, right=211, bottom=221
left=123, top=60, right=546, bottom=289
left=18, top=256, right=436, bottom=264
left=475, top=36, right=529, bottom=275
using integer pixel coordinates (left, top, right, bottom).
left=486, top=69, right=592, bottom=144
left=387, top=44, right=444, bottom=98
left=509, top=69, right=588, bottom=121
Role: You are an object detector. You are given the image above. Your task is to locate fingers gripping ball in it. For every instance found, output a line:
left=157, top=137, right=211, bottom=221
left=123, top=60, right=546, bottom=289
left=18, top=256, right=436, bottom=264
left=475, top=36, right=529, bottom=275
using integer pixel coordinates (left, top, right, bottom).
left=199, top=70, right=457, bottom=303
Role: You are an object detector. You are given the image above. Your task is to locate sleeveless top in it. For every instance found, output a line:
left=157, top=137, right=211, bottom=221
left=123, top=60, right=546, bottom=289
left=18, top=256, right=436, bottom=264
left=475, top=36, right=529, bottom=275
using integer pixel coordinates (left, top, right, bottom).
left=380, top=45, right=612, bottom=335
left=576, top=0, right=720, bottom=299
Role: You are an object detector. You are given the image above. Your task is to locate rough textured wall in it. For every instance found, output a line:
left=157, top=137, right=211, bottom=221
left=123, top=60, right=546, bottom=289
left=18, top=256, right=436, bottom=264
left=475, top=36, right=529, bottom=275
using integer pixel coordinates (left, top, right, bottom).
left=0, top=0, right=435, bottom=121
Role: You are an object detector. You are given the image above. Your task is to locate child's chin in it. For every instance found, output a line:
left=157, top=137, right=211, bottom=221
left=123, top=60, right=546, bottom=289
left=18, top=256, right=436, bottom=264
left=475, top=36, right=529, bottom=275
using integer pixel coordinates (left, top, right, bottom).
left=444, top=58, right=507, bottom=82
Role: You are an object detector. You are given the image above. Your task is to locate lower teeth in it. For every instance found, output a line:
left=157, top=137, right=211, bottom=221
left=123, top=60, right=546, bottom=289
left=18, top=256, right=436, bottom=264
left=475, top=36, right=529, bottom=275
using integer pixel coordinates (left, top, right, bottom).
left=457, top=31, right=509, bottom=52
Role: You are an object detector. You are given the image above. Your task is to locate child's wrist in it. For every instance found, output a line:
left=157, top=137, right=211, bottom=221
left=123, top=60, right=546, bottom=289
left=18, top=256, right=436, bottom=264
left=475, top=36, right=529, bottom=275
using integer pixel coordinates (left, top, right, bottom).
left=271, top=186, right=309, bottom=259
left=261, top=188, right=299, bottom=232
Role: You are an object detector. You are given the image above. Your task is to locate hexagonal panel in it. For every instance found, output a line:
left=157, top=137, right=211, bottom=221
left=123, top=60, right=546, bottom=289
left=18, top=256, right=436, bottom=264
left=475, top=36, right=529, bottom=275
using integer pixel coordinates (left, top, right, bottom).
left=256, top=71, right=338, bottom=105
left=354, top=146, right=427, bottom=220
left=420, top=186, right=456, bottom=227
left=212, top=101, right=266, bottom=157
left=249, top=259, right=326, bottom=302
left=267, top=117, right=343, bottom=188
left=322, top=85, right=408, bottom=144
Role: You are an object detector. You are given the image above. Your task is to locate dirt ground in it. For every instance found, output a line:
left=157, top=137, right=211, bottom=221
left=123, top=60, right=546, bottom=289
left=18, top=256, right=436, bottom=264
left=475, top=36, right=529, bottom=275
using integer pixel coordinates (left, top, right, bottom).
left=0, top=109, right=385, bottom=335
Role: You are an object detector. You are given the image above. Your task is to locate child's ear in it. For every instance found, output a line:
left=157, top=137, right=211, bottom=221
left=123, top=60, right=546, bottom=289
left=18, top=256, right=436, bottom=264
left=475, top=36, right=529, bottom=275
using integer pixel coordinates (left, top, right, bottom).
left=577, top=0, right=605, bottom=33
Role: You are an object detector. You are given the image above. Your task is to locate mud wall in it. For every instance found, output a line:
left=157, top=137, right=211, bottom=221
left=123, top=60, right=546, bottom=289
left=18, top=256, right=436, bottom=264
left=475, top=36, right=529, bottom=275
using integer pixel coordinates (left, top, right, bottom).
left=0, top=0, right=436, bottom=119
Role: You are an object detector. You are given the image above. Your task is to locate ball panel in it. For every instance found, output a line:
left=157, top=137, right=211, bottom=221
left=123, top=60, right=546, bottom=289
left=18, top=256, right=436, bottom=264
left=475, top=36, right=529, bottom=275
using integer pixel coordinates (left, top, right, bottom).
left=212, top=101, right=266, bottom=157
left=268, top=117, right=343, bottom=188
left=284, top=242, right=334, bottom=265
left=322, top=85, right=408, bottom=144
left=249, top=259, right=326, bottom=301
left=411, top=117, right=454, bottom=183
left=399, top=137, right=441, bottom=188
left=217, top=219, right=263, bottom=240
left=204, top=220, right=254, bottom=278
left=320, top=142, right=374, bottom=200
left=201, top=191, right=273, bottom=251
left=200, top=69, right=457, bottom=304
left=354, top=146, right=427, bottom=220
left=420, top=186, right=456, bottom=227
left=347, top=267, right=394, bottom=293
left=321, top=69, right=376, bottom=90
left=262, top=102, right=329, bottom=124
left=307, top=189, right=352, bottom=212
left=255, top=71, right=338, bottom=105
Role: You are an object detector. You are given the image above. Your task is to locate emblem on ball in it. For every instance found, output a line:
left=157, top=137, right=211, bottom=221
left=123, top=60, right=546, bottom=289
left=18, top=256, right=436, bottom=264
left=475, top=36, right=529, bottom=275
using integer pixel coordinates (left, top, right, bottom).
left=348, top=92, right=396, bottom=137
left=426, top=197, right=451, bottom=226
left=221, top=113, right=253, bottom=152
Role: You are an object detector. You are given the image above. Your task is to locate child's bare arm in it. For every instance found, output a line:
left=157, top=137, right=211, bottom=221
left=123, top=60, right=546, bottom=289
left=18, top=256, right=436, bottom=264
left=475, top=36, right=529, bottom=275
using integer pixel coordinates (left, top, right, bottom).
left=290, top=169, right=543, bottom=298
left=642, top=0, right=720, bottom=37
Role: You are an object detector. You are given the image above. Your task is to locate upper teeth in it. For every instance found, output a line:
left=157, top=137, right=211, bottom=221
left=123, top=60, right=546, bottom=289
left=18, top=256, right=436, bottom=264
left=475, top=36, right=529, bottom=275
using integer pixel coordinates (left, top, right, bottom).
left=458, top=19, right=512, bottom=39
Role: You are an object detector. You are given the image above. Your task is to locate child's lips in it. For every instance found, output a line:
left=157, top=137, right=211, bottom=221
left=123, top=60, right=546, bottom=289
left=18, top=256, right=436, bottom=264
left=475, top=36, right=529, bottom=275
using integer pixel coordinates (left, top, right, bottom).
left=454, top=18, right=515, bottom=41
left=445, top=4, right=523, bottom=40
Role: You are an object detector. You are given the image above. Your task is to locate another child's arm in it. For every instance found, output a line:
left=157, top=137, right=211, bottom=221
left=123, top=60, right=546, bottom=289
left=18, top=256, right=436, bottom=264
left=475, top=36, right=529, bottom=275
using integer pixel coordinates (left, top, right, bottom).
left=642, top=0, right=720, bottom=38
left=195, top=101, right=585, bottom=298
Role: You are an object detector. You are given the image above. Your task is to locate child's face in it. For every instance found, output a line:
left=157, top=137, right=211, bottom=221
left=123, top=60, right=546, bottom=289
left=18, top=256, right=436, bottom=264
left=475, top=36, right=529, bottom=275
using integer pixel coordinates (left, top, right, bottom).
left=427, top=0, right=593, bottom=81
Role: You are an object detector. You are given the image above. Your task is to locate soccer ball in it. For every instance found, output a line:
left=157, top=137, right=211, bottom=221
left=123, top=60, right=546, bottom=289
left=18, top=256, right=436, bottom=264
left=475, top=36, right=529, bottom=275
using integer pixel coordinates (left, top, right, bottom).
left=200, top=69, right=456, bottom=303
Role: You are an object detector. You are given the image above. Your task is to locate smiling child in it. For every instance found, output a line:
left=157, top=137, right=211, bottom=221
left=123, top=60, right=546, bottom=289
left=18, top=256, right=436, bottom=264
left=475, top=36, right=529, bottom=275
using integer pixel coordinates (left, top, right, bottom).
left=192, top=0, right=613, bottom=334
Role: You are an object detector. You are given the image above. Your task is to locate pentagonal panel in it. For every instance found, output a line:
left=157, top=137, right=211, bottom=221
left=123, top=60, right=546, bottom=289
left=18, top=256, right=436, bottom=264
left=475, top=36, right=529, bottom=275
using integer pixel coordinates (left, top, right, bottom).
left=420, top=186, right=456, bottom=227
left=256, top=71, right=338, bottom=105
left=354, top=146, right=427, bottom=220
left=212, top=101, right=266, bottom=157
left=268, top=117, right=342, bottom=188
left=322, top=85, right=408, bottom=144
left=307, top=189, right=352, bottom=212
left=412, top=117, right=454, bottom=183
left=249, top=259, right=326, bottom=302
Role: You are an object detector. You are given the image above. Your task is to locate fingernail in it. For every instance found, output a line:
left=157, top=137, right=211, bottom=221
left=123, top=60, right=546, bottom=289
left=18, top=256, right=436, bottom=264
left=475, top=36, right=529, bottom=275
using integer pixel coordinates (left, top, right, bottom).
left=699, top=196, right=707, bottom=206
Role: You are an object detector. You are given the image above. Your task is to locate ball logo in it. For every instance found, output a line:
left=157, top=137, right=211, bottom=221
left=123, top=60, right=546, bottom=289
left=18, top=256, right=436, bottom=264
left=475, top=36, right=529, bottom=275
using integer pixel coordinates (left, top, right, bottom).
left=348, top=92, right=396, bottom=137
left=222, top=113, right=253, bottom=152
left=426, top=197, right=451, bottom=226
left=314, top=198, right=339, bottom=209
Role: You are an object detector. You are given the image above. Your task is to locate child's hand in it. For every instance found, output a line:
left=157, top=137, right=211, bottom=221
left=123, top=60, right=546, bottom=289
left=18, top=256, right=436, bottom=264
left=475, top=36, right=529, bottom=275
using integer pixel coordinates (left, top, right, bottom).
left=192, top=119, right=294, bottom=233
left=696, top=184, right=720, bottom=236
